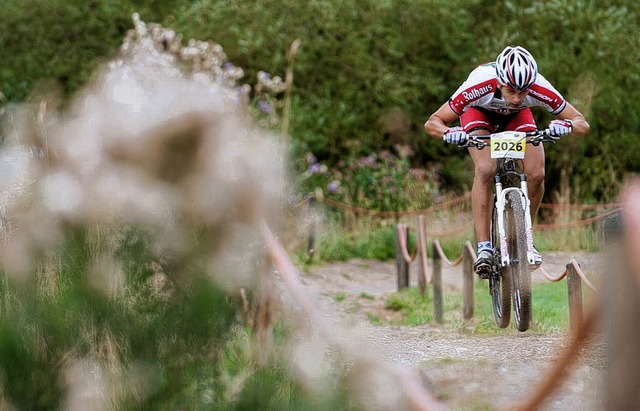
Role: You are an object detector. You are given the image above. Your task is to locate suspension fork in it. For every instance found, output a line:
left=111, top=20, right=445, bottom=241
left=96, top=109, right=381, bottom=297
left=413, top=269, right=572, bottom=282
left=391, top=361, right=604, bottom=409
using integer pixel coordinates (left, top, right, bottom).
left=520, top=176, right=536, bottom=265
left=495, top=180, right=509, bottom=266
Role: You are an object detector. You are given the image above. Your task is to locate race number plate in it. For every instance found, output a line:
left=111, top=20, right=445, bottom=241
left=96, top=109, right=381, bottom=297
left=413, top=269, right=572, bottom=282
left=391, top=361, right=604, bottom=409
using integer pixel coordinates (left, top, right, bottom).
left=490, top=131, right=526, bottom=159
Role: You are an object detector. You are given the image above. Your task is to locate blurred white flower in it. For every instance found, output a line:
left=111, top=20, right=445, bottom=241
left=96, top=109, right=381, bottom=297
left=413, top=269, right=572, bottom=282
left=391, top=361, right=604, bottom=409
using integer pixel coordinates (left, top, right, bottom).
left=41, top=171, right=82, bottom=215
left=110, top=75, right=148, bottom=113
left=0, top=13, right=288, bottom=286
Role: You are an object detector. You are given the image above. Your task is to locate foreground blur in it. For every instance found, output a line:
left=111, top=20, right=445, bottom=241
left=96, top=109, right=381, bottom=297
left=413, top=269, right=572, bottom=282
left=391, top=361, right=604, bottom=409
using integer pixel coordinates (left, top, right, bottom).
left=0, top=13, right=286, bottom=288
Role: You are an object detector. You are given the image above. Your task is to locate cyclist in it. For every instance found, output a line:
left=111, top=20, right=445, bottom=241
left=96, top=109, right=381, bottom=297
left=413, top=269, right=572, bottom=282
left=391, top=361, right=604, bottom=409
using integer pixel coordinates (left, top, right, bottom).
left=424, top=45, right=590, bottom=277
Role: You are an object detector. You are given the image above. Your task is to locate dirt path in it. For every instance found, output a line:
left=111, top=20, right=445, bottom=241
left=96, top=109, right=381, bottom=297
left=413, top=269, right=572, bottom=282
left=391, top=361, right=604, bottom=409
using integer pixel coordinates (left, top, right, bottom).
left=299, top=252, right=606, bottom=410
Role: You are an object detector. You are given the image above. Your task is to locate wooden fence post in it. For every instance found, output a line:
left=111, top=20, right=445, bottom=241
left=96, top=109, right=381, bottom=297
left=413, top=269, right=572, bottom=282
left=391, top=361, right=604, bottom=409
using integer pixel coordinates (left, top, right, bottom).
left=566, top=262, right=583, bottom=332
left=396, top=225, right=409, bottom=291
left=417, top=245, right=427, bottom=297
left=417, top=215, right=427, bottom=297
left=462, top=243, right=474, bottom=320
left=307, top=196, right=316, bottom=259
left=601, top=210, right=640, bottom=409
left=431, top=241, right=443, bottom=323
left=604, top=258, right=640, bottom=409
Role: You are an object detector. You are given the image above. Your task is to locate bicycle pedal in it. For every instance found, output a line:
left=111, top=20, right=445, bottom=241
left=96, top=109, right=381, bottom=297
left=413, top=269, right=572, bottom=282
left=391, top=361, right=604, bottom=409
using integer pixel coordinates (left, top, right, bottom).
left=473, top=263, right=492, bottom=279
left=477, top=270, right=491, bottom=280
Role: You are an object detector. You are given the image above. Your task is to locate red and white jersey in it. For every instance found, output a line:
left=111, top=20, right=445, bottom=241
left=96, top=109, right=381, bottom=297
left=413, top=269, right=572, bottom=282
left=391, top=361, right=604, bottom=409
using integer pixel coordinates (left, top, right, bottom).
left=448, top=63, right=566, bottom=116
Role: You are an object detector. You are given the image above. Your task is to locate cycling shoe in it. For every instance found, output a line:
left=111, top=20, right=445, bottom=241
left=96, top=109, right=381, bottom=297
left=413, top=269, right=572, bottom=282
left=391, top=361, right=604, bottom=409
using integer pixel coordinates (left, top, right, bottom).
left=473, top=249, right=494, bottom=279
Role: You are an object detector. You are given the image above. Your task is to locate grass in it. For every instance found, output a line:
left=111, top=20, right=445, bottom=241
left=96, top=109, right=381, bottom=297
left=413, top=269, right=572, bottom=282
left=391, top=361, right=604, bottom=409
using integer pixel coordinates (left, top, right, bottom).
left=334, top=292, right=347, bottom=302
left=385, top=287, right=436, bottom=325
left=471, top=280, right=571, bottom=334
left=312, top=220, right=400, bottom=262
left=534, top=226, right=602, bottom=252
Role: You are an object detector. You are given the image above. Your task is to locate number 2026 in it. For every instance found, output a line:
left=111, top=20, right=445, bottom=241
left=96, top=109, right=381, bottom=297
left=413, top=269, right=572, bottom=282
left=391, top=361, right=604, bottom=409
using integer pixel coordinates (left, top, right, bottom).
left=493, top=141, right=523, bottom=151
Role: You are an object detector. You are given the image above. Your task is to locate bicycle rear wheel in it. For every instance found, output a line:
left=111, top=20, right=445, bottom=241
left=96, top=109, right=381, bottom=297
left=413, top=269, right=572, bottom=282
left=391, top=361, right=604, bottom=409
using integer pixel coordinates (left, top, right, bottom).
left=490, top=201, right=511, bottom=328
left=505, top=191, right=531, bottom=331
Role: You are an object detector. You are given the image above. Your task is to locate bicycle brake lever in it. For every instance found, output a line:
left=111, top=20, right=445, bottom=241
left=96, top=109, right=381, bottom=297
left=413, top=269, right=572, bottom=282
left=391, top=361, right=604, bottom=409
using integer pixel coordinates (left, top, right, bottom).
left=470, top=140, right=486, bottom=150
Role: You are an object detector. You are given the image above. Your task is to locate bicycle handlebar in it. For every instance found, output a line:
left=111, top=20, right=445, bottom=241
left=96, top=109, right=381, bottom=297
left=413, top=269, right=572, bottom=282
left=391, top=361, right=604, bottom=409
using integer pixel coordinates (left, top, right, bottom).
left=461, top=129, right=559, bottom=150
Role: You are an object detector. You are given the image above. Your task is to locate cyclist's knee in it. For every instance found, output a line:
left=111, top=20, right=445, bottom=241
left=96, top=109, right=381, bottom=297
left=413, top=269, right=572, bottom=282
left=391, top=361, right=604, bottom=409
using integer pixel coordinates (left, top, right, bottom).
left=474, top=162, right=495, bottom=182
left=527, top=167, right=545, bottom=185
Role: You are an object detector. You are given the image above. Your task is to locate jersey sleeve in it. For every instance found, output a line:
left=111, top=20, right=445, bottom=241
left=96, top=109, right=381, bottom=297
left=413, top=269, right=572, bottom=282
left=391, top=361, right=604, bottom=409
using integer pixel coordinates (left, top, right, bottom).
left=448, top=65, right=497, bottom=115
left=527, top=73, right=566, bottom=115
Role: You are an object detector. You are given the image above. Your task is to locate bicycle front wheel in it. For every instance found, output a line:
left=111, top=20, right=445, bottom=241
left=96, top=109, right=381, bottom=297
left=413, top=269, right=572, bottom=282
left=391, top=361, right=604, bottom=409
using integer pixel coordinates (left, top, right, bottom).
left=490, top=201, right=511, bottom=328
left=505, top=191, right=531, bottom=331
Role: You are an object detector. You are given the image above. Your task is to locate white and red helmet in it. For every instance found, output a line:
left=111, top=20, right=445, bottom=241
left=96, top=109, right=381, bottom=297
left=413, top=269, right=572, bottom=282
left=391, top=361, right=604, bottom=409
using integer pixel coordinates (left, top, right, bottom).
left=495, top=46, right=538, bottom=91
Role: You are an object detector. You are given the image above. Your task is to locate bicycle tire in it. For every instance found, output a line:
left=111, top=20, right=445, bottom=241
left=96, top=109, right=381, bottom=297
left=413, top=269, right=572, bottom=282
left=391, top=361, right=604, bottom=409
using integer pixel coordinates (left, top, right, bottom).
left=490, top=201, right=511, bottom=328
left=505, top=191, right=531, bottom=331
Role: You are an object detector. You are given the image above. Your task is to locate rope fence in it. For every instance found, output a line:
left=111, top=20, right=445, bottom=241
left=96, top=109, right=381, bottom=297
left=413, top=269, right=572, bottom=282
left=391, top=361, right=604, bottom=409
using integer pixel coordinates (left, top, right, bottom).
left=299, top=191, right=622, bottom=259
left=309, top=191, right=472, bottom=217
left=302, top=190, right=621, bottom=219
left=394, top=214, right=604, bottom=331
left=535, top=207, right=622, bottom=230
left=396, top=216, right=443, bottom=322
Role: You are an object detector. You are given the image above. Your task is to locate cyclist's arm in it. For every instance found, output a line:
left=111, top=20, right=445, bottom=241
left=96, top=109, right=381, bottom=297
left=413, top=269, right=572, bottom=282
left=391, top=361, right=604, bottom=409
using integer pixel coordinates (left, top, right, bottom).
left=555, top=102, right=590, bottom=136
left=424, top=103, right=460, bottom=139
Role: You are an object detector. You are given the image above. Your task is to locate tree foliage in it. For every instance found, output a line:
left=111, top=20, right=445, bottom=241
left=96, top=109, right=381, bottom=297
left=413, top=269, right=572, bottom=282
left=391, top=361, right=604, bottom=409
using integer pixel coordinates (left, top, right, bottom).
left=1, top=0, right=639, bottom=202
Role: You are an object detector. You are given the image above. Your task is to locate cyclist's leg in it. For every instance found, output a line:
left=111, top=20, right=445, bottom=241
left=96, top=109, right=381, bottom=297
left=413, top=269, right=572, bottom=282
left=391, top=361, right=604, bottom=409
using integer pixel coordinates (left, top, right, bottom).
left=461, top=108, right=495, bottom=246
left=469, top=143, right=496, bottom=277
left=468, top=139, right=494, bottom=244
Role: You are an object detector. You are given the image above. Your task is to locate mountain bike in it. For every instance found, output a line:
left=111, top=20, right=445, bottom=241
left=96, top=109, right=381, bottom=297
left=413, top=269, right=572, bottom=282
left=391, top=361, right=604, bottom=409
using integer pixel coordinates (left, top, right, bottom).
left=463, top=129, right=558, bottom=331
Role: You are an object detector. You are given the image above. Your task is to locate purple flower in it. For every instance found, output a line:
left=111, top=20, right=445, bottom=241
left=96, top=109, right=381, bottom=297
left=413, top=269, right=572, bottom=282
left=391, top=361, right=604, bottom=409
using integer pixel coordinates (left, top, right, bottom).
left=328, top=181, right=339, bottom=192
left=308, top=163, right=322, bottom=174
left=223, top=62, right=234, bottom=70
left=258, top=71, right=271, bottom=81
left=306, top=153, right=318, bottom=165
left=257, top=100, right=272, bottom=113
left=361, top=155, right=377, bottom=167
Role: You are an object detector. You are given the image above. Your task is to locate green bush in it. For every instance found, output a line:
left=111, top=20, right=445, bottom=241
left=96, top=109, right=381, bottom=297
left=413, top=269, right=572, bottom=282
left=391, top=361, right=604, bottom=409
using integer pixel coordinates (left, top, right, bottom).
left=2, top=0, right=640, bottom=203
